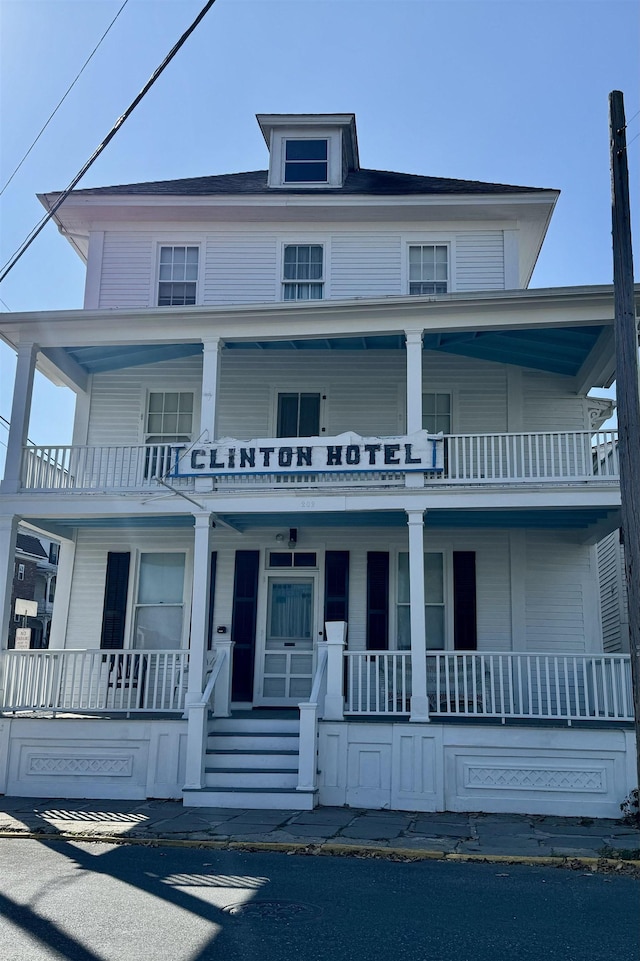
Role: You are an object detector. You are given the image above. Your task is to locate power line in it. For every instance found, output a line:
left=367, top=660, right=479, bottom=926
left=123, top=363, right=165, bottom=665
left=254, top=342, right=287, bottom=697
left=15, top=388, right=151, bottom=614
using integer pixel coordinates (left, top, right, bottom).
left=0, top=0, right=217, bottom=285
left=0, top=0, right=130, bottom=197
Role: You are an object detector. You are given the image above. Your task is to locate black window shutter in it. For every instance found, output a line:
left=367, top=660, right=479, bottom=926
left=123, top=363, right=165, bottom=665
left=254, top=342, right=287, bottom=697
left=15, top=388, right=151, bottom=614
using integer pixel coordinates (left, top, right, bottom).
left=231, top=550, right=260, bottom=701
left=324, top=551, right=349, bottom=623
left=367, top=551, right=389, bottom=650
left=100, top=552, right=130, bottom=650
left=453, top=551, right=477, bottom=650
left=207, top=551, right=217, bottom=650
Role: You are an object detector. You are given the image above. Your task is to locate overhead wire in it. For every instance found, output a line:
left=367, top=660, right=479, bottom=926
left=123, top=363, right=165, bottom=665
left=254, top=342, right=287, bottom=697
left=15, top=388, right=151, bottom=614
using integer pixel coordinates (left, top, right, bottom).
left=0, top=0, right=130, bottom=197
left=0, top=0, right=218, bottom=286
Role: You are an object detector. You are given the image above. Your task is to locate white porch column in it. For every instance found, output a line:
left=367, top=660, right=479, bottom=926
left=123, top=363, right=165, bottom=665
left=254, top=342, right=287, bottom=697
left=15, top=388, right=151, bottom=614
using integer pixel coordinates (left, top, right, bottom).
left=200, top=337, right=222, bottom=442
left=185, top=511, right=213, bottom=709
left=0, top=515, right=19, bottom=649
left=1, top=342, right=38, bottom=493
left=48, top=533, right=76, bottom=649
left=323, top=620, right=346, bottom=720
left=405, top=329, right=424, bottom=489
left=407, top=509, right=430, bottom=721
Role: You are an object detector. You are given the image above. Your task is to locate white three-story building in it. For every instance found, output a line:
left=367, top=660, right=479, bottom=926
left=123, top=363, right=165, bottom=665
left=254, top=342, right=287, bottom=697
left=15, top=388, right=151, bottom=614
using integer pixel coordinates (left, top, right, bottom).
left=0, top=114, right=635, bottom=816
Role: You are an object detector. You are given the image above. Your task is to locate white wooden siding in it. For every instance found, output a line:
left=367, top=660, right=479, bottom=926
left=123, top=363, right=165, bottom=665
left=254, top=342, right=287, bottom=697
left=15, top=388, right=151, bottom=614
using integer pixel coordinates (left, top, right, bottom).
left=522, top=370, right=588, bottom=431
left=455, top=231, right=504, bottom=291
left=98, top=232, right=154, bottom=308
left=203, top=233, right=278, bottom=304
left=330, top=234, right=402, bottom=299
left=87, top=356, right=203, bottom=446
left=83, top=352, right=596, bottom=446
left=597, top=532, right=628, bottom=653
left=65, top=529, right=193, bottom=649
left=96, top=226, right=509, bottom=307
left=64, top=526, right=592, bottom=656
left=524, top=532, right=596, bottom=653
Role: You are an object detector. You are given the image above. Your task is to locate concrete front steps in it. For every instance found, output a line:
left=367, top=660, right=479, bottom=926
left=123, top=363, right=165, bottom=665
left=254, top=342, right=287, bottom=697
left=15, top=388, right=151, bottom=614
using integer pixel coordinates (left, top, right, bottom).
left=183, top=714, right=317, bottom=810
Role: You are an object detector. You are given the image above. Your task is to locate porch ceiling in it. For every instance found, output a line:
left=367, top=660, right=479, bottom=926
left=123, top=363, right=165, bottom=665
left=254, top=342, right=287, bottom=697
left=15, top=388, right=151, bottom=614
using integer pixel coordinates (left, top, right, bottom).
left=30, top=506, right=617, bottom=534
left=61, top=324, right=605, bottom=377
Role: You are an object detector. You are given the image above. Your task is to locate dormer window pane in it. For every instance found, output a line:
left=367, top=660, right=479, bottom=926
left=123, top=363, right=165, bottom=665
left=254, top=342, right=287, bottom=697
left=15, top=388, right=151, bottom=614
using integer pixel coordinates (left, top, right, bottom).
left=284, top=139, right=328, bottom=183
left=409, top=245, right=448, bottom=295
left=158, top=245, right=198, bottom=306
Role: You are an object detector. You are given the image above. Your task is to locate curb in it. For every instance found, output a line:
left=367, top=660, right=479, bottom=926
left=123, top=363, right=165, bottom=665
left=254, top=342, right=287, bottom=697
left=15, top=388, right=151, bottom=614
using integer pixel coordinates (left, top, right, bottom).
left=1, top=830, right=639, bottom=873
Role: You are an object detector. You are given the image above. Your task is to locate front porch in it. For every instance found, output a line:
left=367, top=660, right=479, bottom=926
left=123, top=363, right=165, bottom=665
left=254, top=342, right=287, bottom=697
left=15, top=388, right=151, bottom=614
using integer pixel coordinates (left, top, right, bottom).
left=0, top=642, right=634, bottom=818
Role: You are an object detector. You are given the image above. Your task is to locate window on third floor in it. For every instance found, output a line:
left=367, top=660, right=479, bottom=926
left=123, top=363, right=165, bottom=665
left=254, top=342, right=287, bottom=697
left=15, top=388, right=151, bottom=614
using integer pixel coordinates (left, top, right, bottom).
left=158, top=245, right=199, bottom=306
left=409, top=244, right=448, bottom=295
left=283, top=245, right=324, bottom=301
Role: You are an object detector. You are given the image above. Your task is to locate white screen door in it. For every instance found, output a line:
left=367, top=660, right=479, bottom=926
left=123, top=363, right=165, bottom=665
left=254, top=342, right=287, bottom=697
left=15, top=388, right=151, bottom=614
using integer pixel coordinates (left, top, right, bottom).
left=260, top=576, right=315, bottom=704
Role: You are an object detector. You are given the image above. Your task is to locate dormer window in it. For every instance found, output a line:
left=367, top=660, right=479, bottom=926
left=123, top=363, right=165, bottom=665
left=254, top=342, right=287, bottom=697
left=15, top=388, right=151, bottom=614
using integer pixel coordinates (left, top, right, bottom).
left=284, top=140, right=328, bottom=183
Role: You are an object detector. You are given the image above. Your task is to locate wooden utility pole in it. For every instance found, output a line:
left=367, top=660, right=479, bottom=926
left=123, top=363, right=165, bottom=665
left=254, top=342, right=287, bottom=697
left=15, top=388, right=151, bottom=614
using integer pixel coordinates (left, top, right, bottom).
left=609, top=90, right=640, bottom=795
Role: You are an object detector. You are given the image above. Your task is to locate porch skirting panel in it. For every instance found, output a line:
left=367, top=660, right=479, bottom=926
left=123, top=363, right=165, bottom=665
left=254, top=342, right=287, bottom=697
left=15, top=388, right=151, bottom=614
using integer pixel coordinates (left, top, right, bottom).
left=317, top=722, right=636, bottom=819
left=0, top=717, right=187, bottom=800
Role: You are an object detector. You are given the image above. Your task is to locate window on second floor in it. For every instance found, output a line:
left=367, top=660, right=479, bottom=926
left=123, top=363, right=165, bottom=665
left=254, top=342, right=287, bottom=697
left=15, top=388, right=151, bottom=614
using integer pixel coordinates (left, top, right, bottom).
left=145, top=392, right=194, bottom=444
left=276, top=392, right=322, bottom=437
left=423, top=392, right=451, bottom=434
left=409, top=244, right=448, bottom=295
left=158, top=245, right=199, bottom=306
left=17, top=563, right=25, bottom=581
left=283, top=245, right=323, bottom=301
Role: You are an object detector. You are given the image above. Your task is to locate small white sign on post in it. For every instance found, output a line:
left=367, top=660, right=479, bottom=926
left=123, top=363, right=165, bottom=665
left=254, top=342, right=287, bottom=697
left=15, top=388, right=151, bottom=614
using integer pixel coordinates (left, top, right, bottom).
left=14, top=628, right=32, bottom=650
left=15, top=598, right=38, bottom=618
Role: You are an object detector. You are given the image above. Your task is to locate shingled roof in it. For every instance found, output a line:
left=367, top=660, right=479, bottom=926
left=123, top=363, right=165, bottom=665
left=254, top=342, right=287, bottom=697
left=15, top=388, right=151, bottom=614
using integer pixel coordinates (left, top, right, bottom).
left=16, top=534, right=47, bottom=559
left=67, top=168, right=551, bottom=198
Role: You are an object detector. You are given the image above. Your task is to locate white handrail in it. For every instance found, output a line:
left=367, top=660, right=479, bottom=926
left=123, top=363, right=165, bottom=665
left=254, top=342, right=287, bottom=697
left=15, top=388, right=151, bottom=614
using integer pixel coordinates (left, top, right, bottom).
left=199, top=646, right=227, bottom=707
left=297, top=644, right=329, bottom=793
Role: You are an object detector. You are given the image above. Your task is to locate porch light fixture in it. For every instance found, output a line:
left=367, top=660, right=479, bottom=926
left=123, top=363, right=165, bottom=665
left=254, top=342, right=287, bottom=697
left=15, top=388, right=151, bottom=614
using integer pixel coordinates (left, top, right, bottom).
left=275, top=532, right=285, bottom=542
left=288, top=528, right=298, bottom=549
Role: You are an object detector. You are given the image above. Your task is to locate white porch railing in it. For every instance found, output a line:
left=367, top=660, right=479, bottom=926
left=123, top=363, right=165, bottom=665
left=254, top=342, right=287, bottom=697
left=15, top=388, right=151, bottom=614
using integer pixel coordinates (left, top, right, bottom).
left=445, top=430, right=619, bottom=483
left=0, top=649, right=189, bottom=714
left=20, top=444, right=194, bottom=492
left=20, top=431, right=619, bottom=492
left=344, top=651, right=633, bottom=723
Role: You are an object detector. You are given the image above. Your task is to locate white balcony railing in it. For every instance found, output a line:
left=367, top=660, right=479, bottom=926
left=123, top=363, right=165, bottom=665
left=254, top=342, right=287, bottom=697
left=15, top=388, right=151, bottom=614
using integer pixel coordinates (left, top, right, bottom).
left=20, top=431, right=619, bottom=492
left=344, top=651, right=633, bottom=723
left=0, top=649, right=189, bottom=714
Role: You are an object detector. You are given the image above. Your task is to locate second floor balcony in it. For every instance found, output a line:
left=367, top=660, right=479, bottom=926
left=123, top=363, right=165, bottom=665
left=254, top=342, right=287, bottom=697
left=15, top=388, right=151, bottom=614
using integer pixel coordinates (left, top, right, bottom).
left=19, top=429, right=619, bottom=494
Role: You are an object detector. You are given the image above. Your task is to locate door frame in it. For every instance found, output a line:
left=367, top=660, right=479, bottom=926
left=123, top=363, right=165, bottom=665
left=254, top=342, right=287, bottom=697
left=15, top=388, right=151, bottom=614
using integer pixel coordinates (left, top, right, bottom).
left=253, top=558, right=323, bottom=706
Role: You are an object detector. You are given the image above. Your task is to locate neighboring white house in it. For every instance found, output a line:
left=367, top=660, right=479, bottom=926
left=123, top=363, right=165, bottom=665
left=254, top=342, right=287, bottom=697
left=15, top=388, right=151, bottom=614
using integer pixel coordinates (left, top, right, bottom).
left=0, top=113, right=636, bottom=816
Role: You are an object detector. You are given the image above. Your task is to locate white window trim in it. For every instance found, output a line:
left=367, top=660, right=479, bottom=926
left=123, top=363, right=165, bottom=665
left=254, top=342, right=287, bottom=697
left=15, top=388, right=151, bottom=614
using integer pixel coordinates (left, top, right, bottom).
left=391, top=547, right=453, bottom=652
left=17, top=563, right=25, bottom=581
left=123, top=547, right=193, bottom=651
left=139, top=388, right=199, bottom=445
left=151, top=241, right=203, bottom=307
left=269, top=385, right=328, bottom=437
left=276, top=237, right=331, bottom=302
left=401, top=238, right=456, bottom=295
left=398, top=388, right=457, bottom=434
left=268, top=129, right=343, bottom=188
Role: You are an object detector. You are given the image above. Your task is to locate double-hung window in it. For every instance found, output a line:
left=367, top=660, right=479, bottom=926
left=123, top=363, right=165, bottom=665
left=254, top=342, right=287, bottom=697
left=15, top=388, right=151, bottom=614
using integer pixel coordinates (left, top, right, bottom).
left=283, top=245, right=323, bottom=301
left=158, top=245, right=199, bottom=306
left=422, top=392, right=451, bottom=434
left=133, top=552, right=186, bottom=650
left=284, top=139, right=328, bottom=183
left=396, top=552, right=445, bottom=650
left=409, top=244, right=448, bottom=295
left=144, top=391, right=194, bottom=479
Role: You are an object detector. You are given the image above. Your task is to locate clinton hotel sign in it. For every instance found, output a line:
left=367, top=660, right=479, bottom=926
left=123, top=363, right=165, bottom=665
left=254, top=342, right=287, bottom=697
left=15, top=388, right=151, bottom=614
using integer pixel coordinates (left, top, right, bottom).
left=173, top=431, right=444, bottom=477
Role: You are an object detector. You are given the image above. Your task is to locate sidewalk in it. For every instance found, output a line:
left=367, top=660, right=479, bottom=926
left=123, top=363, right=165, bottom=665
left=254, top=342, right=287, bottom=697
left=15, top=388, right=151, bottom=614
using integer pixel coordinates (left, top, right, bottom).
left=1, top=797, right=639, bottom=868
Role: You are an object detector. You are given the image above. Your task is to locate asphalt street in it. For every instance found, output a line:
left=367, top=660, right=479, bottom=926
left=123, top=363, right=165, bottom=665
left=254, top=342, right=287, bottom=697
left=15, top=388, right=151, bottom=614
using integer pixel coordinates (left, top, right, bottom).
left=0, top=839, right=638, bottom=961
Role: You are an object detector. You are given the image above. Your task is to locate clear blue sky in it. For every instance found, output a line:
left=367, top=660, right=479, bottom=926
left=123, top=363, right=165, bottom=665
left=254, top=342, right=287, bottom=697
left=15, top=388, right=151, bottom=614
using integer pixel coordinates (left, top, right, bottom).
left=0, top=0, right=638, bottom=469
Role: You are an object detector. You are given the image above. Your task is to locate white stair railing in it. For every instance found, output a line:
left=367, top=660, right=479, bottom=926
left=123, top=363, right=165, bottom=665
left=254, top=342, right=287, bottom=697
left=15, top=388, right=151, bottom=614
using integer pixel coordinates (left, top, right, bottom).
left=297, top=643, right=329, bottom=793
